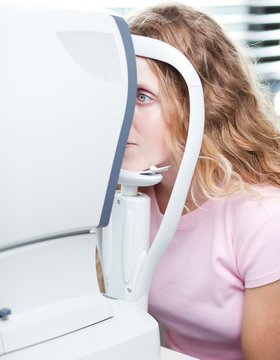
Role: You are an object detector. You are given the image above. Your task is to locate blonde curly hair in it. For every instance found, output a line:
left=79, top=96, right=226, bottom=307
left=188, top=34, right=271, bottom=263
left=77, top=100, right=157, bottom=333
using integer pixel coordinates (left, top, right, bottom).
left=127, top=2, right=280, bottom=203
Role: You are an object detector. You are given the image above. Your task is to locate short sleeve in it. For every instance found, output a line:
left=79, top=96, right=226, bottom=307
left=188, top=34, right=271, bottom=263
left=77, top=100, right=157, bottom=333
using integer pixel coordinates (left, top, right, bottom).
left=233, top=195, right=280, bottom=288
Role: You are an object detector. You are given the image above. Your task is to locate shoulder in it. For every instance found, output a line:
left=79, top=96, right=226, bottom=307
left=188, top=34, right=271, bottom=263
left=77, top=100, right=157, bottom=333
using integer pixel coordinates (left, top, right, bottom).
left=225, top=184, right=280, bottom=223
left=227, top=185, right=280, bottom=288
left=225, top=184, right=280, bottom=246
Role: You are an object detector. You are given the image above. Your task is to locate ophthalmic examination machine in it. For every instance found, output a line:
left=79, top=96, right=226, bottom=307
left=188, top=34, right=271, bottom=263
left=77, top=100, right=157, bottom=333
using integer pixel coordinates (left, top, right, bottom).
left=0, top=2, right=204, bottom=359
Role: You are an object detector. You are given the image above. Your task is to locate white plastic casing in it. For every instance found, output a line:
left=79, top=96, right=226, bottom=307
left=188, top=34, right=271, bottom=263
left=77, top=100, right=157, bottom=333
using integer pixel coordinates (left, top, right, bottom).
left=102, top=192, right=151, bottom=302
left=131, top=36, right=205, bottom=303
left=100, top=37, right=204, bottom=308
left=99, top=169, right=162, bottom=308
left=0, top=232, right=160, bottom=359
left=0, top=233, right=112, bottom=353
left=0, top=8, right=135, bottom=249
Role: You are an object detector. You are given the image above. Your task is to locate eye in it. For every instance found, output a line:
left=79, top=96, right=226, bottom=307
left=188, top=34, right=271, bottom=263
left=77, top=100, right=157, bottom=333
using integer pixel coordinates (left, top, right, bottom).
left=138, top=93, right=147, bottom=102
left=136, top=91, right=153, bottom=104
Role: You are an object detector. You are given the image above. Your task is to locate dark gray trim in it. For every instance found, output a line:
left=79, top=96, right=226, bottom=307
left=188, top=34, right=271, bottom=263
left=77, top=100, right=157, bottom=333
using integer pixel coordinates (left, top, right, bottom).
left=0, top=229, right=91, bottom=253
left=98, top=15, right=137, bottom=228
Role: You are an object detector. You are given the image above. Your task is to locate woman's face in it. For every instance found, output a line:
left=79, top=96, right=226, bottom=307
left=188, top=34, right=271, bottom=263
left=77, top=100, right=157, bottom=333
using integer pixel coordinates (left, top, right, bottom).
left=122, top=57, right=171, bottom=172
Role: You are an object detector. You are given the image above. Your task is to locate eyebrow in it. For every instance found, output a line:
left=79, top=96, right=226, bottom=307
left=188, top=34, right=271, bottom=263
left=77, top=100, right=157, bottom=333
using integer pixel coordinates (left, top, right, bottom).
left=137, top=83, right=159, bottom=96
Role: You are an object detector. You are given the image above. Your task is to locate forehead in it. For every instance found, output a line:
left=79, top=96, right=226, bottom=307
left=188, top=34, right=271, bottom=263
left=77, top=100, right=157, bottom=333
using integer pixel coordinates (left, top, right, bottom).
left=136, top=56, right=160, bottom=93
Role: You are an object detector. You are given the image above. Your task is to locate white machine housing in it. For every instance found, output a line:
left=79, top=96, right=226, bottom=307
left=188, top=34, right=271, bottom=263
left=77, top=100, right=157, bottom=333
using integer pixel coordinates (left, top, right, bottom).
left=101, top=36, right=205, bottom=309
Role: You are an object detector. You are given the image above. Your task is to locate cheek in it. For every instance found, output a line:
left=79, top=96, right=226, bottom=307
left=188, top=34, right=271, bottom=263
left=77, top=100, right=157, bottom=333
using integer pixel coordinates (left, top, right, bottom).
left=140, top=123, right=167, bottom=153
left=152, top=116, right=169, bottom=146
left=145, top=123, right=170, bottom=163
left=134, top=106, right=168, bottom=141
left=151, top=129, right=167, bottom=149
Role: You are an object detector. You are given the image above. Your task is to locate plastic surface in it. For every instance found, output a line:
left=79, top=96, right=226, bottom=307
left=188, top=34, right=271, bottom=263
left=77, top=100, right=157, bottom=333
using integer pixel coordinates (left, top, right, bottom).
left=119, top=169, right=162, bottom=196
left=161, top=347, right=199, bottom=360
left=0, top=299, right=160, bottom=360
left=100, top=36, right=204, bottom=309
left=0, top=234, right=113, bottom=354
left=0, top=7, right=135, bottom=250
left=131, top=35, right=205, bottom=303
left=100, top=169, right=163, bottom=307
left=101, top=192, right=151, bottom=303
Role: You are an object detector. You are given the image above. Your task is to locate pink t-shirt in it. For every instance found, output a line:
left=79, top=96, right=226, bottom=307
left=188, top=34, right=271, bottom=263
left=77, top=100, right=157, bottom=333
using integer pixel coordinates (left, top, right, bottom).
left=147, top=186, right=280, bottom=360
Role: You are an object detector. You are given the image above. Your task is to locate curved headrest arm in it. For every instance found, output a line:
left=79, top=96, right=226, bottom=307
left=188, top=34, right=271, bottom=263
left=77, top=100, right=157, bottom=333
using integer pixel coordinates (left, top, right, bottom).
left=131, top=35, right=205, bottom=304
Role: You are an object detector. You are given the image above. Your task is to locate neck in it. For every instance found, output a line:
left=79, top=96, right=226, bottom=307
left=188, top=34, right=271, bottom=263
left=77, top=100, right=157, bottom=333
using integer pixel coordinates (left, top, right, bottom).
left=154, top=163, right=184, bottom=214
left=154, top=163, right=206, bottom=215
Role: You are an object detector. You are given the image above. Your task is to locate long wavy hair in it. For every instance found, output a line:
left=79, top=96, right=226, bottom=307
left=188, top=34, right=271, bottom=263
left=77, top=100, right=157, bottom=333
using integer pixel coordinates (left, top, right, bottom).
left=127, top=2, right=280, bottom=203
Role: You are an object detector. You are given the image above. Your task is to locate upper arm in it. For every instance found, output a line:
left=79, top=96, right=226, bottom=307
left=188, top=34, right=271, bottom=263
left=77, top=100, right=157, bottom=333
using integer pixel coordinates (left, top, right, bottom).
left=241, top=279, right=280, bottom=360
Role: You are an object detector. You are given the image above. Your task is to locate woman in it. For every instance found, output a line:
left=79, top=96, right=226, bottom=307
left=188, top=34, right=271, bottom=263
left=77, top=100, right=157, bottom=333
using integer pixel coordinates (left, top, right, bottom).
left=122, top=2, right=280, bottom=360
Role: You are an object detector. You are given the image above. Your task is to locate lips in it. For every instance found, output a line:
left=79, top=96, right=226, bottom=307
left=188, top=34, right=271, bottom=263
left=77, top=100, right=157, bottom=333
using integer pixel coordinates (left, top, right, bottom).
left=126, top=141, right=137, bottom=147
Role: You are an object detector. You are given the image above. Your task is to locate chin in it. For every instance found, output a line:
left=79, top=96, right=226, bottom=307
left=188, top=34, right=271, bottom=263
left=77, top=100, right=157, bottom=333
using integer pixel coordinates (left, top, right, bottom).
left=121, top=162, right=136, bottom=171
left=121, top=165, right=140, bottom=172
left=121, top=161, right=147, bottom=172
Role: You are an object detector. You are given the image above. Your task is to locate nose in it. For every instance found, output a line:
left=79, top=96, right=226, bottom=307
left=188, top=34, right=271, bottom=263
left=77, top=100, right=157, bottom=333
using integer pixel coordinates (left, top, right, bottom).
left=128, top=105, right=138, bottom=134
left=131, top=103, right=141, bottom=125
left=127, top=110, right=137, bottom=140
